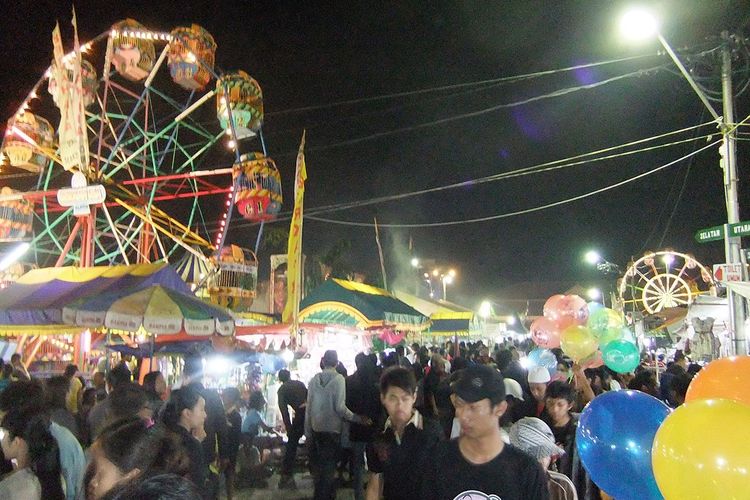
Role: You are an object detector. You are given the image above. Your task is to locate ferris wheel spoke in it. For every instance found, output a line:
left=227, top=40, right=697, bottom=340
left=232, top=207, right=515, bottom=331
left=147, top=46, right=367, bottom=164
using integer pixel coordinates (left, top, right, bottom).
left=635, top=268, right=653, bottom=283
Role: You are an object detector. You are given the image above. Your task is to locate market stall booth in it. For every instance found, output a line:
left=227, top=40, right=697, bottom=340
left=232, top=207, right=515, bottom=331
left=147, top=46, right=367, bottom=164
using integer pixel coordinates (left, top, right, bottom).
left=0, top=262, right=230, bottom=374
left=295, top=279, right=429, bottom=379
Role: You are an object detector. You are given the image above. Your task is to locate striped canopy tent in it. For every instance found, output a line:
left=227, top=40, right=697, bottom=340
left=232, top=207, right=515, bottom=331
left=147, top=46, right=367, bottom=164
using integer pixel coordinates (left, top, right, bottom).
left=0, top=262, right=191, bottom=335
left=174, top=248, right=215, bottom=287
left=299, top=279, right=429, bottom=334
left=393, top=290, right=475, bottom=336
left=62, top=284, right=234, bottom=336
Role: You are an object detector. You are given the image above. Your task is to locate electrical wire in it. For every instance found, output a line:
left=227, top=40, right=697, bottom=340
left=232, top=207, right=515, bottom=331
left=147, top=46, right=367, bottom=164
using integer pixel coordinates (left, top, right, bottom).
left=304, top=140, right=721, bottom=228
left=286, top=66, right=667, bottom=155
left=224, top=120, right=718, bottom=230
left=266, top=53, right=660, bottom=117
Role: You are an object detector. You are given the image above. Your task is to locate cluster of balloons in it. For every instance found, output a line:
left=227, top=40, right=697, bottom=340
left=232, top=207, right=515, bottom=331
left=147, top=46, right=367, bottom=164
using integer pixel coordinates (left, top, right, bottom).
left=530, top=295, right=638, bottom=373
left=652, top=355, right=750, bottom=498
left=577, top=356, right=750, bottom=499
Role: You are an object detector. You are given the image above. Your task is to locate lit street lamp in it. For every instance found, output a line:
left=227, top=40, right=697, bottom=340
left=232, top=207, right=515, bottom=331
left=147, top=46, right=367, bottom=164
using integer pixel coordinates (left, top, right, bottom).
left=619, top=7, right=747, bottom=354
left=584, top=249, right=620, bottom=275
left=442, top=273, right=454, bottom=300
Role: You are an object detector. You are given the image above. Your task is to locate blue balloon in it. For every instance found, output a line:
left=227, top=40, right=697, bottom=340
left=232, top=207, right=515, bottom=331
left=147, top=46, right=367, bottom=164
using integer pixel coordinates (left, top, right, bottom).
left=527, top=348, right=558, bottom=376
left=587, top=301, right=605, bottom=316
left=577, top=391, right=670, bottom=500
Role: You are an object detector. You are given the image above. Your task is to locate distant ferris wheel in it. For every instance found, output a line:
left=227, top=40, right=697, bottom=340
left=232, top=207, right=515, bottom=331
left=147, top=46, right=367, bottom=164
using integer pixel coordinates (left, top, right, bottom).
left=618, top=250, right=716, bottom=315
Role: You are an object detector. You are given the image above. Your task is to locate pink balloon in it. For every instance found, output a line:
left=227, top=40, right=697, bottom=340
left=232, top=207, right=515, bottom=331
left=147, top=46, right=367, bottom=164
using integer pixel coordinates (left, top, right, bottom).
left=543, top=294, right=566, bottom=320
left=554, top=315, right=578, bottom=332
left=531, top=317, right=561, bottom=348
left=555, top=295, right=589, bottom=325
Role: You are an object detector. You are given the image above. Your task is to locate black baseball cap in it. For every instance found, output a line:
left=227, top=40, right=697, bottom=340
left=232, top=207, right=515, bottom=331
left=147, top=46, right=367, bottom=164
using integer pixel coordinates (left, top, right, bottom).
left=451, top=365, right=506, bottom=403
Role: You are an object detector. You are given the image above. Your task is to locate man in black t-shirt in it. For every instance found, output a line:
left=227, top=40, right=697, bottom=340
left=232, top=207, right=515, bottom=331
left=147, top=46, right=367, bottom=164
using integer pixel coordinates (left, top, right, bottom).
left=366, top=366, right=442, bottom=500
left=420, top=365, right=549, bottom=500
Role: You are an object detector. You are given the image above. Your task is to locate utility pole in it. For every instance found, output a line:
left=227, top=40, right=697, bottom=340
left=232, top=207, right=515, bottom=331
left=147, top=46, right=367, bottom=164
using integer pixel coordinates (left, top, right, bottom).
left=720, top=31, right=748, bottom=355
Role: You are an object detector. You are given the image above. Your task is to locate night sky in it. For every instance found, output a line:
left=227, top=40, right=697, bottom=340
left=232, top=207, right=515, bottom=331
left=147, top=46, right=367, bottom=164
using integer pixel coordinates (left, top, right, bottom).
left=2, top=0, right=750, bottom=308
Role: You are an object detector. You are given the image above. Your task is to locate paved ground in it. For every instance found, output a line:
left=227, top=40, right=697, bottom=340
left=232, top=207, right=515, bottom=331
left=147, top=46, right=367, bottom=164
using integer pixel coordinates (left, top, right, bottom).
left=221, top=472, right=356, bottom=500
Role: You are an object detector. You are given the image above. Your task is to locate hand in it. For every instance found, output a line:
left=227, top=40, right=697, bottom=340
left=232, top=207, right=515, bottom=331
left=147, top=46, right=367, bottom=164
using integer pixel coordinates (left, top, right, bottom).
left=359, top=415, right=373, bottom=426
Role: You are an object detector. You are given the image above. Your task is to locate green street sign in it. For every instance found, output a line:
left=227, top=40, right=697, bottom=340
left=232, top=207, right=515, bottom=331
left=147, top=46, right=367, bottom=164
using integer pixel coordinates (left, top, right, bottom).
left=695, top=225, right=724, bottom=243
left=729, top=221, right=750, bottom=238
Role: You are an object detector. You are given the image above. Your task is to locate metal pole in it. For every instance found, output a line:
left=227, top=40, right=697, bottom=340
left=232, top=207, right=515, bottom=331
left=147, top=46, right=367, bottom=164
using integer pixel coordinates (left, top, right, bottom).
left=720, top=32, right=748, bottom=355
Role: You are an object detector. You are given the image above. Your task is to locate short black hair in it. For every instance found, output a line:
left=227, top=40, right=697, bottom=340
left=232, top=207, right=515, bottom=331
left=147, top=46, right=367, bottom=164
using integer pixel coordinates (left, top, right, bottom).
left=628, top=371, right=656, bottom=391
left=10, top=353, right=21, bottom=362
left=0, top=380, right=45, bottom=412
left=248, top=390, right=266, bottom=411
left=105, top=473, right=202, bottom=500
left=64, top=364, right=78, bottom=378
left=322, top=350, right=338, bottom=368
left=107, top=363, right=133, bottom=389
left=278, top=369, right=291, bottom=383
left=45, top=376, right=70, bottom=410
left=222, top=387, right=240, bottom=404
left=110, top=383, right=149, bottom=420
left=379, top=366, right=416, bottom=395
left=674, top=350, right=686, bottom=363
left=545, top=380, right=576, bottom=403
left=395, top=345, right=405, bottom=355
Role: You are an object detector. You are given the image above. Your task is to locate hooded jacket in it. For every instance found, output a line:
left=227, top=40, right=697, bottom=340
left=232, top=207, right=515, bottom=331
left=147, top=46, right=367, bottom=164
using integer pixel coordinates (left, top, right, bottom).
left=305, top=368, right=360, bottom=436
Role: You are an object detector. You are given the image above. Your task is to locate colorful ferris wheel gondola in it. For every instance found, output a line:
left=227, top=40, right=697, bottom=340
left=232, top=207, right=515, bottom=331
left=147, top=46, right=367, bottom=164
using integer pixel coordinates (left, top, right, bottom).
left=167, top=24, right=216, bottom=90
left=110, top=19, right=156, bottom=81
left=48, top=58, right=99, bottom=108
left=207, top=244, right=258, bottom=311
left=232, top=153, right=282, bottom=222
left=216, top=70, right=263, bottom=139
left=0, top=187, right=34, bottom=241
left=1, top=112, right=56, bottom=173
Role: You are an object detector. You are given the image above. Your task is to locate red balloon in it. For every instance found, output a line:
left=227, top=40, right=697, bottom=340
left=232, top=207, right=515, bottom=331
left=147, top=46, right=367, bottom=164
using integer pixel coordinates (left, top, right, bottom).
left=543, top=294, right=566, bottom=320
left=555, top=294, right=589, bottom=325
left=531, top=317, right=561, bottom=348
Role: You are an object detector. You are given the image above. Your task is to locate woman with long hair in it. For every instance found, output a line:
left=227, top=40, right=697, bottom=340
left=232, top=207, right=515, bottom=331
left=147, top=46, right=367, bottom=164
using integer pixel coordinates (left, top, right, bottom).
left=0, top=405, right=64, bottom=500
left=85, top=417, right=188, bottom=500
left=161, top=386, right=209, bottom=497
left=143, top=371, right=167, bottom=417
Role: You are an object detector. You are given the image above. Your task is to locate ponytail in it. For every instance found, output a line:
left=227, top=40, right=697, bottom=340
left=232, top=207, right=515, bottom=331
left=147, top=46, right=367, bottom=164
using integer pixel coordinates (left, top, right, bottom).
left=2, top=407, right=64, bottom=500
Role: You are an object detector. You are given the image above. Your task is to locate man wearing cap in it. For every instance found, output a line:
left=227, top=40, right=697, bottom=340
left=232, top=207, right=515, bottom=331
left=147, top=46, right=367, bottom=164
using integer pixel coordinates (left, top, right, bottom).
left=420, top=365, right=549, bottom=499
left=520, top=366, right=551, bottom=419
left=510, top=417, right=577, bottom=500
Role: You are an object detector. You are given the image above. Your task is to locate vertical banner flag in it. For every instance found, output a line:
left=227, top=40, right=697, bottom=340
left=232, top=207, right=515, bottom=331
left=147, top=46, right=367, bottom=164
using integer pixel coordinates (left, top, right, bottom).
left=51, top=9, right=90, bottom=174
left=282, top=131, right=307, bottom=331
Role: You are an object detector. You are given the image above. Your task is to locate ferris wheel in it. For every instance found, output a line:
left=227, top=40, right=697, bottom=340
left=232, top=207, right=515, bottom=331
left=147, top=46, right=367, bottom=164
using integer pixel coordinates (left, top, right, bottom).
left=618, top=250, right=716, bottom=315
left=0, top=18, right=282, bottom=272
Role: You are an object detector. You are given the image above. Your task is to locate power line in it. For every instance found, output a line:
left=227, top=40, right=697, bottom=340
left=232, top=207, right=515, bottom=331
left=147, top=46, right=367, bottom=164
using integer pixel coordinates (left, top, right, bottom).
left=304, top=140, right=720, bottom=228
left=266, top=53, right=660, bottom=117
left=225, top=121, right=717, bottom=230
left=286, top=66, right=667, bottom=155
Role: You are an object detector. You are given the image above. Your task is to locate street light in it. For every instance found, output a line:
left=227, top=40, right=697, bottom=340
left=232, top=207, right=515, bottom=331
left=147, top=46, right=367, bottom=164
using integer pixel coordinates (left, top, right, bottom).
left=479, top=300, right=493, bottom=319
left=442, top=273, right=454, bottom=300
left=587, top=287, right=602, bottom=301
left=584, top=250, right=620, bottom=274
left=619, top=8, right=747, bottom=354
left=584, top=250, right=601, bottom=266
left=410, top=257, right=420, bottom=268
left=619, top=6, right=659, bottom=41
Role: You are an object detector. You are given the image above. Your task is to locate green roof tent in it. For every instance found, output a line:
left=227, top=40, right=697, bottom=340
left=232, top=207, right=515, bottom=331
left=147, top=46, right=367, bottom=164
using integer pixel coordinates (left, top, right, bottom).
left=298, top=279, right=429, bottom=332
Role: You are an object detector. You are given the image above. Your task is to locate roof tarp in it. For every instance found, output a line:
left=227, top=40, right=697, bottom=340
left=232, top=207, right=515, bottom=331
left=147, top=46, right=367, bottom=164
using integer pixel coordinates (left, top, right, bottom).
left=0, top=262, right=191, bottom=334
left=299, top=279, right=429, bottom=332
left=392, top=289, right=473, bottom=334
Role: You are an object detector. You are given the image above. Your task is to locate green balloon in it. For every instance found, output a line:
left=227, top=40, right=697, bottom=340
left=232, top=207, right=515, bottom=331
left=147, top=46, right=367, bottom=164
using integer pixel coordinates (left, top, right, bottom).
left=587, top=308, right=624, bottom=335
left=598, top=326, right=624, bottom=345
left=602, top=340, right=640, bottom=373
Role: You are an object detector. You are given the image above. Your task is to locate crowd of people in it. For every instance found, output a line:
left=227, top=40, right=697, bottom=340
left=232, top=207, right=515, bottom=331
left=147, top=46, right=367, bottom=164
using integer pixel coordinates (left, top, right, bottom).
left=0, top=338, right=700, bottom=500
